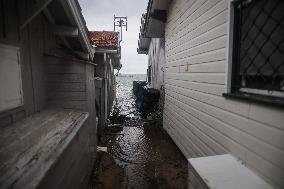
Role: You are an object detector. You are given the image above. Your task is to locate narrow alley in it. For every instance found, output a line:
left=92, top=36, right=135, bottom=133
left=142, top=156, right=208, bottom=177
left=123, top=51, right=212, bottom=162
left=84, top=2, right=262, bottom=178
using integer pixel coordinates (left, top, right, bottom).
left=89, top=75, right=188, bottom=189
left=0, top=0, right=283, bottom=189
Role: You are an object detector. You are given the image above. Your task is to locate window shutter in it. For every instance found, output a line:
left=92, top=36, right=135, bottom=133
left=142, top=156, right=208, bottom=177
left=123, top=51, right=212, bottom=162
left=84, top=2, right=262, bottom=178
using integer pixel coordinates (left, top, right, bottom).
left=0, top=44, right=23, bottom=112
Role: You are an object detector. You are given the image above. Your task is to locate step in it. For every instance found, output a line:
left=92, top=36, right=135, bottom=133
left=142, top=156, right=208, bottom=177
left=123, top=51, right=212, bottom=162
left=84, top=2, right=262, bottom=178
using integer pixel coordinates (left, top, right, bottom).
left=188, top=154, right=273, bottom=189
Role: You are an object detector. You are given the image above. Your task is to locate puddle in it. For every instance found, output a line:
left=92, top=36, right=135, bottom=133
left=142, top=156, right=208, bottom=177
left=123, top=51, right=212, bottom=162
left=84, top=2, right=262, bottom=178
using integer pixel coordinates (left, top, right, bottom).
left=89, top=74, right=188, bottom=189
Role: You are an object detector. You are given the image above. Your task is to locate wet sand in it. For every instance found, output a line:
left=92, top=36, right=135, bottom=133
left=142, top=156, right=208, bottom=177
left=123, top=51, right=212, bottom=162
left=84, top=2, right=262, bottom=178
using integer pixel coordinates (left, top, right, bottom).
left=89, top=75, right=188, bottom=189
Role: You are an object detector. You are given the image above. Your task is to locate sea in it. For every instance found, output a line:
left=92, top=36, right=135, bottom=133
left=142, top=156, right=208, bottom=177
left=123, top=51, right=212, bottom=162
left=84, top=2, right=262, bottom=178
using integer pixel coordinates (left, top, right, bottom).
left=115, top=74, right=146, bottom=117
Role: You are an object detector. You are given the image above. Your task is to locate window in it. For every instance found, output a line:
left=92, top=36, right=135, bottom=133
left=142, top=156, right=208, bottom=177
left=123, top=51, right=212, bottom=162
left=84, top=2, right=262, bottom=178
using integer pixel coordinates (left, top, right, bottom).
left=226, top=0, right=284, bottom=103
left=0, top=44, right=23, bottom=112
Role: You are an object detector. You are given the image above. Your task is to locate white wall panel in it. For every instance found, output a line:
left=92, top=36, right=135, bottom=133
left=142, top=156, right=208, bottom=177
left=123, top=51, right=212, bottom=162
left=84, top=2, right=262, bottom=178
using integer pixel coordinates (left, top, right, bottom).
left=147, top=38, right=166, bottom=89
left=163, top=0, right=284, bottom=188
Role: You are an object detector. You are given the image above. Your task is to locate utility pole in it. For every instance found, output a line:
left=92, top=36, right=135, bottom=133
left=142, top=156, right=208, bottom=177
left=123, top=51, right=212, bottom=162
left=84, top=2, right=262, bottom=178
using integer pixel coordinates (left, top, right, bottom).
left=113, top=15, right=127, bottom=44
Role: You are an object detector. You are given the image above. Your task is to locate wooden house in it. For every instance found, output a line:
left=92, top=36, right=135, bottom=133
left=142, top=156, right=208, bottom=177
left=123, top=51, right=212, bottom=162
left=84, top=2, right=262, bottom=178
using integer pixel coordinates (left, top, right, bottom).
left=0, top=0, right=97, bottom=188
left=138, top=0, right=284, bottom=188
left=89, top=31, right=121, bottom=141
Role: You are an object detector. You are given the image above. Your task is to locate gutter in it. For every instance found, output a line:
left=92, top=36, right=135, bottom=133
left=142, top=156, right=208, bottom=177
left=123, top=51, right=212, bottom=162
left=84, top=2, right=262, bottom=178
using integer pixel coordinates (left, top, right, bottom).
left=95, top=49, right=119, bottom=54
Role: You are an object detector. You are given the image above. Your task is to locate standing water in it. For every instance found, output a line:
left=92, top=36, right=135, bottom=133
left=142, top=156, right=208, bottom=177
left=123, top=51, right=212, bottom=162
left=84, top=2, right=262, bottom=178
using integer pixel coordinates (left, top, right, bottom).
left=89, top=74, right=188, bottom=189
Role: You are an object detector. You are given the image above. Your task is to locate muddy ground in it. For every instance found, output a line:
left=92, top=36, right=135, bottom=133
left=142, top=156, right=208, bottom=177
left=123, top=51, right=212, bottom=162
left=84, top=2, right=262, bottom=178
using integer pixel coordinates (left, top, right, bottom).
left=89, top=117, right=188, bottom=189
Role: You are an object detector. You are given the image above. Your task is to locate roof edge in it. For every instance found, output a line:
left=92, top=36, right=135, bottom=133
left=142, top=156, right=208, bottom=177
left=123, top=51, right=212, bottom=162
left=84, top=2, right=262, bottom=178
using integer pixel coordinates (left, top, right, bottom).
left=63, top=0, right=94, bottom=60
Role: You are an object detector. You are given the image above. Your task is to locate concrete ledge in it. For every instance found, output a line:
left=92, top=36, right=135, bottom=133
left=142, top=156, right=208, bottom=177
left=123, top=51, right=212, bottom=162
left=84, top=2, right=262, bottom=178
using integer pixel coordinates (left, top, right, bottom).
left=188, top=154, right=273, bottom=189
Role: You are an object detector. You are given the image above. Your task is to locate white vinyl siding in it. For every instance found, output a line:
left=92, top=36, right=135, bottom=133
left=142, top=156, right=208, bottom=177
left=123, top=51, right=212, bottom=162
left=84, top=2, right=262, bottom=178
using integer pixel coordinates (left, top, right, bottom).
left=148, top=38, right=166, bottom=89
left=163, top=0, right=284, bottom=188
left=0, top=44, right=23, bottom=112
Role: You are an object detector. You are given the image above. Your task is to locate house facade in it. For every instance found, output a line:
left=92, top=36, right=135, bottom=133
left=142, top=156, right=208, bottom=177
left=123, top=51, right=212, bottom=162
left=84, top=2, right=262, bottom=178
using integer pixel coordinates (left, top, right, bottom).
left=138, top=0, right=284, bottom=188
left=0, top=0, right=97, bottom=188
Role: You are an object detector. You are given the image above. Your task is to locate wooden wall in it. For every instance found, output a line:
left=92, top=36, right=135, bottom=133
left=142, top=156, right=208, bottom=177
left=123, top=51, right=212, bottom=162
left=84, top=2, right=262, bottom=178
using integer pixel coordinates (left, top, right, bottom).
left=0, top=0, right=57, bottom=127
left=0, top=2, right=97, bottom=188
left=45, top=54, right=97, bottom=143
left=43, top=58, right=97, bottom=188
left=46, top=56, right=88, bottom=110
left=106, top=57, right=115, bottom=114
left=163, top=0, right=284, bottom=188
left=37, top=112, right=96, bottom=189
left=94, top=54, right=107, bottom=134
left=94, top=53, right=116, bottom=129
left=95, top=78, right=104, bottom=142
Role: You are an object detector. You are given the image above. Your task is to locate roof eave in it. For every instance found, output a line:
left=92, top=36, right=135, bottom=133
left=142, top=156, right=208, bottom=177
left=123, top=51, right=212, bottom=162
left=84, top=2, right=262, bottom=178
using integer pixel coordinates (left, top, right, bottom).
left=143, top=0, right=171, bottom=38
left=61, top=0, right=94, bottom=60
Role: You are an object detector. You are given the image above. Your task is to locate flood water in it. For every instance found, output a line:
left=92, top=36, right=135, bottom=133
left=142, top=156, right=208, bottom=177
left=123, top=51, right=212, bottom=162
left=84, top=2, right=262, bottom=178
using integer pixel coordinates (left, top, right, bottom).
left=89, top=74, right=188, bottom=189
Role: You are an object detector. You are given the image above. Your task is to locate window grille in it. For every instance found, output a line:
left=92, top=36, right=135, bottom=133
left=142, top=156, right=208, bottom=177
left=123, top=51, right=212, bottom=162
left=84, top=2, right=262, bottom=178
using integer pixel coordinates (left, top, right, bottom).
left=232, top=0, right=284, bottom=97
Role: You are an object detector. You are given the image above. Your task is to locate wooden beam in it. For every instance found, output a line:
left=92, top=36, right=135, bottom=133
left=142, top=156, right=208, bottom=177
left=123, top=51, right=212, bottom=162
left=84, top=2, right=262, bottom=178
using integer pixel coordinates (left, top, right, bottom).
left=75, top=51, right=90, bottom=60
left=42, top=9, right=73, bottom=50
left=61, top=0, right=94, bottom=59
left=44, top=53, right=97, bottom=66
left=43, top=9, right=55, bottom=24
left=51, top=25, right=79, bottom=37
left=20, top=0, right=54, bottom=29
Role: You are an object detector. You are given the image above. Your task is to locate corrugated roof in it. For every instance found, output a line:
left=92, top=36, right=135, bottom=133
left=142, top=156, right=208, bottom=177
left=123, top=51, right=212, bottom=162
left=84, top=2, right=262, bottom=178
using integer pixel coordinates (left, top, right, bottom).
left=89, top=31, right=119, bottom=48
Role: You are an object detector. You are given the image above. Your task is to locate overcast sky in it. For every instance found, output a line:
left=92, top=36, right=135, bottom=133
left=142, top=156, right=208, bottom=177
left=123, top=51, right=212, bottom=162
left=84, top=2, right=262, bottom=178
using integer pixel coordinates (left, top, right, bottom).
left=79, top=0, right=149, bottom=74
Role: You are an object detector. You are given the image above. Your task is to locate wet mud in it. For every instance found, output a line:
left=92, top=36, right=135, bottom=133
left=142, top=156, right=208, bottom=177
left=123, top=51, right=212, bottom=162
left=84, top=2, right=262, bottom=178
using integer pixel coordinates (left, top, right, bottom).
left=89, top=75, right=188, bottom=189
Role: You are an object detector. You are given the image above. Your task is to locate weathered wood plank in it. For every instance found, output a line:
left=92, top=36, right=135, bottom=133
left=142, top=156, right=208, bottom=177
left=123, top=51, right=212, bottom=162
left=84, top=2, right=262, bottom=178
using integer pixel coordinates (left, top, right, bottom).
left=38, top=118, right=93, bottom=189
left=47, top=82, right=86, bottom=92
left=50, top=25, right=79, bottom=37
left=0, top=115, right=12, bottom=128
left=47, top=101, right=87, bottom=111
left=0, top=109, right=89, bottom=189
left=20, top=0, right=53, bottom=29
left=46, top=63, right=85, bottom=74
left=46, top=73, right=85, bottom=83
left=2, top=0, right=19, bottom=41
left=47, top=92, right=86, bottom=101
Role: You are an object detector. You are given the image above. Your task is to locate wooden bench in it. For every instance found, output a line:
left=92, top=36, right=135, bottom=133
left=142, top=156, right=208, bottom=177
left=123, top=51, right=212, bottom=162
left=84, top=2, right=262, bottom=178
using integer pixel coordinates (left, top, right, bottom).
left=0, top=109, right=89, bottom=189
left=188, top=154, right=273, bottom=189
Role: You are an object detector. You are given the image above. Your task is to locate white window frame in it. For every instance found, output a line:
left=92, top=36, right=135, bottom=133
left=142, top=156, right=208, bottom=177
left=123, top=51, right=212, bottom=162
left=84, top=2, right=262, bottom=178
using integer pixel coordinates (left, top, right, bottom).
left=225, top=0, right=236, bottom=94
left=225, top=0, right=284, bottom=99
left=0, top=43, right=23, bottom=112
